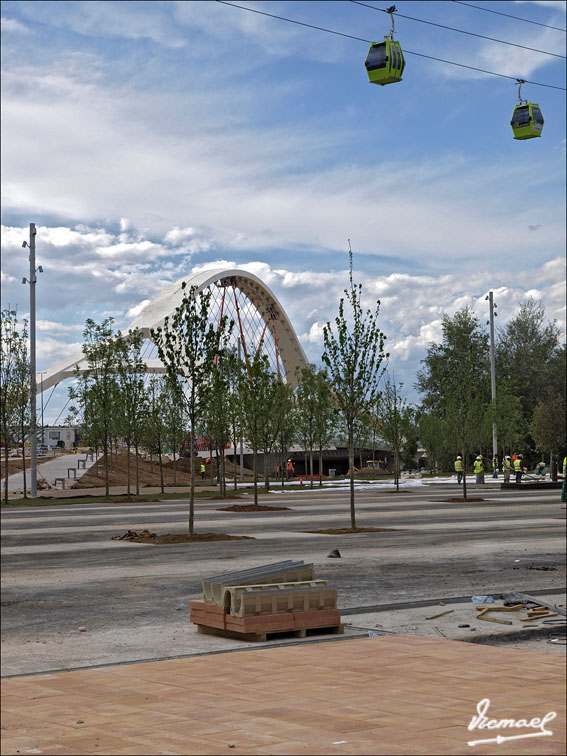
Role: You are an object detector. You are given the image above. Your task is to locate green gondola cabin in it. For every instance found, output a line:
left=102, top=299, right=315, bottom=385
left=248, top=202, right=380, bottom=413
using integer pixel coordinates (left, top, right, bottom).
left=365, top=37, right=405, bottom=86
left=510, top=102, right=544, bottom=140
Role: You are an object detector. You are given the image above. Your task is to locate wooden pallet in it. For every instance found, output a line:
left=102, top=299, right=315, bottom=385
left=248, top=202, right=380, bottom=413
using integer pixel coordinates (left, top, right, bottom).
left=190, top=599, right=343, bottom=642
left=196, top=622, right=344, bottom=643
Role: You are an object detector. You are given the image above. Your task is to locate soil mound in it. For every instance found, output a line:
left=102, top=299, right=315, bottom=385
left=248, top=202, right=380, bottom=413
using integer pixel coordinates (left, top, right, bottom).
left=217, top=504, right=292, bottom=512
left=73, top=449, right=255, bottom=489
left=111, top=529, right=254, bottom=544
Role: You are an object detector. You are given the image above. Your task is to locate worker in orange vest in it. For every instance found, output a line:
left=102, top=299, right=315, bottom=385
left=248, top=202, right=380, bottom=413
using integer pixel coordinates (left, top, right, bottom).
left=286, top=459, right=294, bottom=479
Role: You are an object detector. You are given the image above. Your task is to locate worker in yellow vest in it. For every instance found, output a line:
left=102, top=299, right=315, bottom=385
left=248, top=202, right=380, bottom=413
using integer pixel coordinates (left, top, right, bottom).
left=474, top=456, right=484, bottom=484
left=502, top=456, right=512, bottom=484
left=561, top=456, right=566, bottom=503
left=514, top=455, right=525, bottom=485
left=200, top=462, right=206, bottom=481
left=454, top=456, right=463, bottom=484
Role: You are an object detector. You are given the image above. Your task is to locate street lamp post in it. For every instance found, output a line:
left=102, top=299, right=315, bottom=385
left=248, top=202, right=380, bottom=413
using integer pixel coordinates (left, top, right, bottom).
left=22, top=223, right=42, bottom=497
left=486, top=292, right=498, bottom=463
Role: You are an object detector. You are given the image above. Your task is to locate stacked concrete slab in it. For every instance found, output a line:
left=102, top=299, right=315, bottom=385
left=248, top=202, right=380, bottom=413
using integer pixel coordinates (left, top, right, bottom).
left=190, top=560, right=342, bottom=641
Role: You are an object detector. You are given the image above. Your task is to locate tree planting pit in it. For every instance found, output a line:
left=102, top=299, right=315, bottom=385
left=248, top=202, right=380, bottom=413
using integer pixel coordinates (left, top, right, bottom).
left=303, top=527, right=402, bottom=535
left=217, top=504, right=292, bottom=512
left=112, top=530, right=255, bottom=544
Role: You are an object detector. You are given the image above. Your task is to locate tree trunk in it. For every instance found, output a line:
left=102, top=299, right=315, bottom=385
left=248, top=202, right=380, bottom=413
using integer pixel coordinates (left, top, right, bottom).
left=348, top=423, right=356, bottom=530
left=3, top=442, right=9, bottom=505
left=126, top=440, right=132, bottom=497
left=104, top=438, right=109, bottom=498
left=253, top=443, right=258, bottom=507
left=309, top=447, right=314, bottom=488
left=263, top=442, right=270, bottom=492
left=395, top=447, right=400, bottom=492
left=233, top=428, right=238, bottom=491
left=173, top=445, right=177, bottom=487
left=319, top=446, right=323, bottom=487
left=135, top=441, right=140, bottom=495
left=158, top=437, right=164, bottom=494
left=462, top=441, right=467, bottom=501
left=21, top=426, right=27, bottom=498
left=189, top=418, right=195, bottom=535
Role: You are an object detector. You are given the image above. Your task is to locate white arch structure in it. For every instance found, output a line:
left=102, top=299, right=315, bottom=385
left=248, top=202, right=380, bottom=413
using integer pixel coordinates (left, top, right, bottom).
left=38, top=268, right=309, bottom=395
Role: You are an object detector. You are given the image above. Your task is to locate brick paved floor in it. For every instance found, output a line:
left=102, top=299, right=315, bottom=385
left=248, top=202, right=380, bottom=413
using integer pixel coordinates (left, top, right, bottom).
left=1, top=635, right=565, bottom=755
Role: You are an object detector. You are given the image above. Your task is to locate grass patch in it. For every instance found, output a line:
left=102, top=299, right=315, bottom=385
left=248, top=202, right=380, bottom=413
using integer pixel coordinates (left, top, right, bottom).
left=1, top=490, right=244, bottom=508
left=304, top=527, right=402, bottom=534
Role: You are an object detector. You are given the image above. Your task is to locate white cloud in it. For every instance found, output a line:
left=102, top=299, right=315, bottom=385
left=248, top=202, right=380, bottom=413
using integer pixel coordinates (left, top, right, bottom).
left=1, top=17, right=32, bottom=34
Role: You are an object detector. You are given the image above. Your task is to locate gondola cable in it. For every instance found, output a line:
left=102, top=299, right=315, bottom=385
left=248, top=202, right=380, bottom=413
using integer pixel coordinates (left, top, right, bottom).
left=350, top=0, right=566, bottom=59
left=215, top=0, right=566, bottom=91
left=451, top=1, right=566, bottom=34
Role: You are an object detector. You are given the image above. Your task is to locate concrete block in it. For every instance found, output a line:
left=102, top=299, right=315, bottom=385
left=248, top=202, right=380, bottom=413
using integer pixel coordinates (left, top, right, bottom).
left=225, top=581, right=335, bottom=617
left=202, top=561, right=315, bottom=605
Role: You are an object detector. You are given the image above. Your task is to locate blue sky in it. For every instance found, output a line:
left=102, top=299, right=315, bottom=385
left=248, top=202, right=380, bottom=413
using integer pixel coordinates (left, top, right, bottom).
left=1, top=0, right=566, bottom=420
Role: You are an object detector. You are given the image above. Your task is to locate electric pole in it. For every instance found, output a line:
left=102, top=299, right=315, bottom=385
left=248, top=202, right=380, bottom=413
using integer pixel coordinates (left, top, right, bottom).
left=22, top=223, right=42, bottom=497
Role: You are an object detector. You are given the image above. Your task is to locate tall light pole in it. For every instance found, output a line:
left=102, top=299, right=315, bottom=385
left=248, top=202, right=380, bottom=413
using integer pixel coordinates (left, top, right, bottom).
left=485, top=292, right=498, bottom=461
left=22, top=223, right=42, bottom=497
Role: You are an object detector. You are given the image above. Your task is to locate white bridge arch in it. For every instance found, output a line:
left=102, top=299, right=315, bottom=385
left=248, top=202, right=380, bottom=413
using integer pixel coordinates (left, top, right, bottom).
left=39, top=268, right=309, bottom=394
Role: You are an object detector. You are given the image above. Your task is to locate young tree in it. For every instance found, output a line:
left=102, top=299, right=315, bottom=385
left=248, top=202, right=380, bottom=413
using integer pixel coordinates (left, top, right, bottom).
left=142, top=376, right=168, bottom=494
left=312, top=369, right=336, bottom=486
left=239, top=352, right=273, bottom=505
left=115, top=329, right=147, bottom=497
left=152, top=284, right=230, bottom=535
left=296, top=366, right=318, bottom=487
left=71, top=318, right=120, bottom=498
left=416, top=308, right=490, bottom=500
left=322, top=252, right=388, bottom=529
left=373, top=377, right=414, bottom=492
left=161, top=373, right=186, bottom=489
left=1, top=310, right=31, bottom=502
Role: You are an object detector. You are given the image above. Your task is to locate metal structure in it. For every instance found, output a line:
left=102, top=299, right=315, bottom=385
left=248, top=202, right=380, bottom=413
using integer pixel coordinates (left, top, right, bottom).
left=37, top=268, right=309, bottom=395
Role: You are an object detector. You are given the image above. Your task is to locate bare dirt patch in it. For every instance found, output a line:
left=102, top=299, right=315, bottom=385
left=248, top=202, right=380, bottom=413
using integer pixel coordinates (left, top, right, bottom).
left=111, top=529, right=254, bottom=544
left=217, top=504, right=292, bottom=512
left=304, top=527, right=401, bottom=534
left=430, top=498, right=486, bottom=503
left=74, top=449, right=255, bottom=489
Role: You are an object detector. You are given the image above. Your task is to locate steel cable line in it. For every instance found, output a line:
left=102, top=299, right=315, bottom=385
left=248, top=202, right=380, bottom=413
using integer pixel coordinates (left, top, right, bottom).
left=216, top=0, right=567, bottom=91
left=350, top=0, right=566, bottom=59
left=451, top=1, right=567, bottom=33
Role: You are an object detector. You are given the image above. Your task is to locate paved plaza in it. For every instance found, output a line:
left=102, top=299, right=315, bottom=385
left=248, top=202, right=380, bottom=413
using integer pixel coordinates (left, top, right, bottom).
left=1, top=484, right=565, bottom=754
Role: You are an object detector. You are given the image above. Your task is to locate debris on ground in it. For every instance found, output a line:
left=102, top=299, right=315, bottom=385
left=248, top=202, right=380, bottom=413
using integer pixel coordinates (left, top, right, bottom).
left=425, top=609, right=454, bottom=620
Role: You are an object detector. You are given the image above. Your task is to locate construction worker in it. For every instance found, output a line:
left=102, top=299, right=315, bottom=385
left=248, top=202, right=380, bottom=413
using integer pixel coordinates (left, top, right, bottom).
left=535, top=461, right=546, bottom=476
left=200, top=462, right=206, bottom=481
left=286, top=459, right=294, bottom=479
left=492, top=454, right=499, bottom=479
left=514, top=454, right=525, bottom=485
left=502, top=456, right=512, bottom=484
left=474, top=456, right=484, bottom=484
left=454, top=456, right=463, bottom=485
left=561, top=456, right=567, bottom=503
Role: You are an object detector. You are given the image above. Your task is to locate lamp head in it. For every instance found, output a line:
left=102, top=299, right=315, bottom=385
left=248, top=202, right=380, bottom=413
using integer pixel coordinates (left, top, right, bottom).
left=22, top=241, right=28, bottom=248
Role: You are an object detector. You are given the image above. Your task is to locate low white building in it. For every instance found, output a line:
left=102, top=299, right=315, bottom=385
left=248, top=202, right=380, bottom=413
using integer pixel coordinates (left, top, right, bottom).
left=37, top=426, right=78, bottom=451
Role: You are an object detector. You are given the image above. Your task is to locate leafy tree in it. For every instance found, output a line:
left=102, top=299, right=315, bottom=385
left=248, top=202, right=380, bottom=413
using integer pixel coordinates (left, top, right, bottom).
left=239, top=352, right=273, bottom=504
left=497, top=299, right=563, bottom=417
left=532, top=387, right=566, bottom=466
left=160, top=373, right=186, bottom=489
left=1, top=310, right=30, bottom=503
left=374, top=377, right=414, bottom=491
left=152, top=284, right=230, bottom=535
left=490, top=384, right=526, bottom=459
left=312, top=369, right=336, bottom=486
left=417, top=411, right=450, bottom=474
left=416, top=308, right=490, bottom=500
left=296, top=366, right=318, bottom=486
left=322, top=254, right=388, bottom=528
left=142, top=376, right=168, bottom=493
left=71, top=318, right=120, bottom=498
left=203, top=348, right=237, bottom=497
left=115, top=329, right=147, bottom=496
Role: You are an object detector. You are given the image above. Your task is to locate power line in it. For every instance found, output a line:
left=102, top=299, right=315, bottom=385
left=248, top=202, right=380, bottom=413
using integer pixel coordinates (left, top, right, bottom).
left=451, top=0, right=567, bottom=33
left=216, top=0, right=567, bottom=91
left=350, top=0, right=566, bottom=59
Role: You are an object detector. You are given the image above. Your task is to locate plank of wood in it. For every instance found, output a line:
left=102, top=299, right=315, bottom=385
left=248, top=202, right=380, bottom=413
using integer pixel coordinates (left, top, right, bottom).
left=475, top=604, right=525, bottom=612
left=477, top=615, right=513, bottom=625
left=521, top=613, right=559, bottom=621
left=425, top=609, right=454, bottom=620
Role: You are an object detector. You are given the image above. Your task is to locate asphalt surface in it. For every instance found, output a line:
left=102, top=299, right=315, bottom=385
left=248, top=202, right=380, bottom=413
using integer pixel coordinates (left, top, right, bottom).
left=1, top=484, right=565, bottom=675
